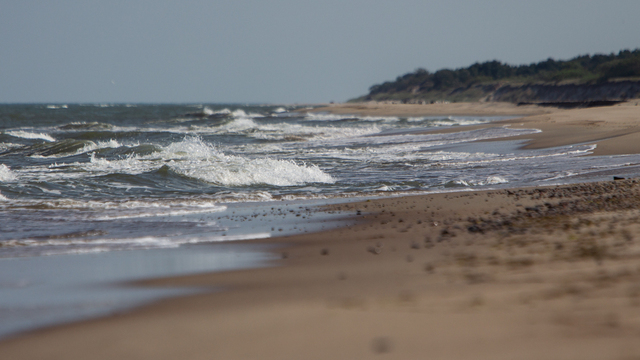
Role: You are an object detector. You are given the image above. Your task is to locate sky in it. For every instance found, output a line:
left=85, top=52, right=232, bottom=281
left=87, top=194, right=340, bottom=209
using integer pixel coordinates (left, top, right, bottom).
left=1, top=0, right=640, bottom=104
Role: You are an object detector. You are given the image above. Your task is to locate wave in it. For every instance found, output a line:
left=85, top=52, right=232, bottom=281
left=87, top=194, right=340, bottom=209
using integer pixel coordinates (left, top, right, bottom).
left=231, top=109, right=264, bottom=119
left=0, top=164, right=16, bottom=182
left=194, top=118, right=383, bottom=142
left=57, top=122, right=114, bottom=131
left=304, top=112, right=400, bottom=122
left=19, top=139, right=98, bottom=158
left=0, top=143, right=21, bottom=152
left=187, top=107, right=232, bottom=118
left=293, top=127, right=540, bottom=152
left=0, top=197, right=226, bottom=211
left=424, top=118, right=491, bottom=127
left=5, top=131, right=56, bottom=142
left=78, top=139, right=122, bottom=153
left=443, top=176, right=509, bottom=188
left=424, top=144, right=596, bottom=169
left=91, top=207, right=227, bottom=221
left=0, top=232, right=272, bottom=257
left=163, top=137, right=335, bottom=186
left=56, top=137, right=335, bottom=186
left=17, top=139, right=146, bottom=159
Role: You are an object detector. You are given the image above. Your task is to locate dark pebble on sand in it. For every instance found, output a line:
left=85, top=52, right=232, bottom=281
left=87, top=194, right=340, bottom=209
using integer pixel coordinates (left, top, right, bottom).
left=424, top=263, right=435, bottom=273
left=367, top=245, right=381, bottom=255
left=371, top=337, right=393, bottom=354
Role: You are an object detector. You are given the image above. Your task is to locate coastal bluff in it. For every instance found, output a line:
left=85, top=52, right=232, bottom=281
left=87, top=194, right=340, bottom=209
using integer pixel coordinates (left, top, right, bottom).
left=486, top=80, right=640, bottom=104
left=357, top=80, right=640, bottom=106
left=353, top=49, right=640, bottom=106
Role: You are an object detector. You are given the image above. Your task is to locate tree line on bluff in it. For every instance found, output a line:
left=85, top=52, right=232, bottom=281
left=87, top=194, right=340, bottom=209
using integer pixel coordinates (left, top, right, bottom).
left=359, top=49, right=640, bottom=103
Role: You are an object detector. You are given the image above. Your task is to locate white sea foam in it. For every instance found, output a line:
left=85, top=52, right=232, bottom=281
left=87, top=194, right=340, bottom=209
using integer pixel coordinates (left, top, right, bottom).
left=481, top=176, right=509, bottom=185
left=426, top=117, right=492, bottom=127
left=424, top=144, right=596, bottom=169
left=304, top=112, right=399, bottom=122
left=164, top=137, right=335, bottom=186
left=92, top=206, right=227, bottom=220
left=231, top=109, right=263, bottom=119
left=288, top=127, right=539, bottom=155
left=79, top=139, right=122, bottom=153
left=0, top=232, right=271, bottom=255
left=444, top=176, right=508, bottom=188
left=0, top=164, right=16, bottom=182
left=0, top=143, right=21, bottom=152
left=46, top=104, right=68, bottom=109
left=59, top=137, right=335, bottom=187
left=6, top=131, right=56, bottom=142
left=244, top=122, right=382, bottom=141
left=273, top=107, right=287, bottom=114
left=0, top=198, right=226, bottom=211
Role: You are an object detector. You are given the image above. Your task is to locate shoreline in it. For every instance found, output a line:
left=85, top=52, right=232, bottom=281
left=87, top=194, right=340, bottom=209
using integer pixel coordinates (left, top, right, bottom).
left=3, top=180, right=640, bottom=358
left=311, top=101, right=640, bottom=156
left=307, top=101, right=556, bottom=117
left=2, top=102, right=640, bottom=358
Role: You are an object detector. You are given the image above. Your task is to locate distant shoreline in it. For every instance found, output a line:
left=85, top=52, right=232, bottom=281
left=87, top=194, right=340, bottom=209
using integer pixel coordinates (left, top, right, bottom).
left=308, top=101, right=640, bottom=156
left=307, top=101, right=553, bottom=116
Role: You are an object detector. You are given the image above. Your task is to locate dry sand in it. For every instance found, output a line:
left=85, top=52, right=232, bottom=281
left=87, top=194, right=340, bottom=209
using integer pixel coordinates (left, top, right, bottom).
left=2, top=102, right=640, bottom=359
left=309, top=101, right=555, bottom=117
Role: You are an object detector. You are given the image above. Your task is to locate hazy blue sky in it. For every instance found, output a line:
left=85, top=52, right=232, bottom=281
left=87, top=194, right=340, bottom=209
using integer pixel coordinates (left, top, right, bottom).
left=2, top=1, right=640, bottom=104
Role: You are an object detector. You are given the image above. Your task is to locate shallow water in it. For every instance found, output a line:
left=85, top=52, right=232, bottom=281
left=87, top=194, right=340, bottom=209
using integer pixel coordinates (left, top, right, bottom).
left=0, top=242, right=276, bottom=338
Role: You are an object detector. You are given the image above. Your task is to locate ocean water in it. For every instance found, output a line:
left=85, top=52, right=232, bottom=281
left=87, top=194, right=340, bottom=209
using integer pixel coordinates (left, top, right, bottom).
left=2, top=103, right=640, bottom=257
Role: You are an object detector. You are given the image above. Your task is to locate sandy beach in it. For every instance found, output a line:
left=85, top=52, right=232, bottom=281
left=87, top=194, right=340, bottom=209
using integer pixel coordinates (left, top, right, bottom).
left=2, top=102, right=640, bottom=359
left=313, top=101, right=640, bottom=156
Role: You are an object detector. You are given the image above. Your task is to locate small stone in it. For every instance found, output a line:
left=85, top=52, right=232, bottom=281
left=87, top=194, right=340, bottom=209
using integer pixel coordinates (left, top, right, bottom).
left=371, top=337, right=393, bottom=354
left=321, top=248, right=329, bottom=256
left=424, top=263, right=435, bottom=273
left=367, top=246, right=381, bottom=255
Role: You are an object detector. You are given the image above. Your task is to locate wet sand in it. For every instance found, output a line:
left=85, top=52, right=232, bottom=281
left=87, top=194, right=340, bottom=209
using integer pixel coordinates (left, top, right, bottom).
left=2, top=102, right=640, bottom=359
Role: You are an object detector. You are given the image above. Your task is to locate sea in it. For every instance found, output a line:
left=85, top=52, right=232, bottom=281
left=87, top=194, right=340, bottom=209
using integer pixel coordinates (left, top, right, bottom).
left=2, top=103, right=640, bottom=337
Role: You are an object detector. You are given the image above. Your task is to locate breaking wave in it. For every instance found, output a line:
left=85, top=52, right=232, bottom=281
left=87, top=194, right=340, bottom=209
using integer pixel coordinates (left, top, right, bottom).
left=444, top=176, right=509, bottom=188
left=0, top=164, right=16, bottom=182
left=73, top=137, right=335, bottom=186
left=6, top=131, right=56, bottom=142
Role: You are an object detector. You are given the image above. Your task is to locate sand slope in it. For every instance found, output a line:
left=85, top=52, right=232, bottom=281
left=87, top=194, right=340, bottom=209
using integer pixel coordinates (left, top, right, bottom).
left=3, top=180, right=640, bottom=359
